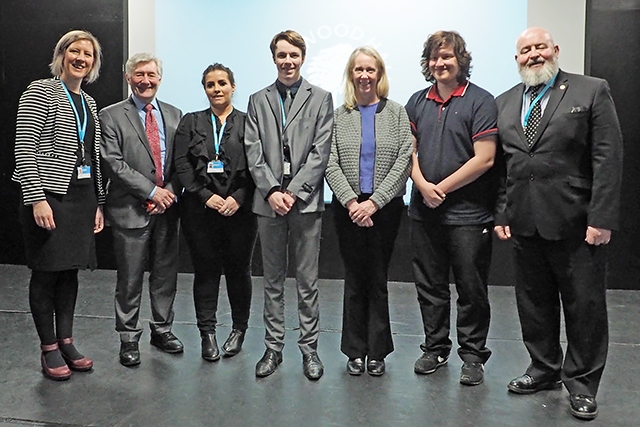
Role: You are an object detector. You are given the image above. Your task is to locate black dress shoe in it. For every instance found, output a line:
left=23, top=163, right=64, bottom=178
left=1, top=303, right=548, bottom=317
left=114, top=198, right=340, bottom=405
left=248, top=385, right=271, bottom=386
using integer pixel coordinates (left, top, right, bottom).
left=347, top=358, right=365, bottom=376
left=119, top=342, right=140, bottom=367
left=150, top=331, right=184, bottom=354
left=367, top=359, right=385, bottom=376
left=302, top=352, right=324, bottom=380
left=222, top=329, right=245, bottom=357
left=570, top=394, right=598, bottom=420
left=255, top=349, right=282, bottom=377
left=201, top=333, right=220, bottom=362
left=507, top=374, right=562, bottom=394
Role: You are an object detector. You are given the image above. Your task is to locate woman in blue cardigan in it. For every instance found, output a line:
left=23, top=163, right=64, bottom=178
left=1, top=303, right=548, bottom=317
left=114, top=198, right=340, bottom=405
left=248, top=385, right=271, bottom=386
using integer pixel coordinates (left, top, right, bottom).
left=326, top=46, right=413, bottom=376
left=13, top=30, right=106, bottom=380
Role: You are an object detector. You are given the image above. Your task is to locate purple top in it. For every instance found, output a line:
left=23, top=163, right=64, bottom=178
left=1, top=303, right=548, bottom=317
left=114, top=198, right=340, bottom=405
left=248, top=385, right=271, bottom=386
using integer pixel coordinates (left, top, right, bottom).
left=359, top=103, right=377, bottom=193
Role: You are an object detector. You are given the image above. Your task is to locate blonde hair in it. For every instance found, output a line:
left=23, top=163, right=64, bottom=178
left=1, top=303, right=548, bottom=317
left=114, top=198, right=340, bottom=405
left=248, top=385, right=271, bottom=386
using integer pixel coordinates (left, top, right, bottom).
left=49, top=30, right=102, bottom=83
left=342, top=46, right=389, bottom=110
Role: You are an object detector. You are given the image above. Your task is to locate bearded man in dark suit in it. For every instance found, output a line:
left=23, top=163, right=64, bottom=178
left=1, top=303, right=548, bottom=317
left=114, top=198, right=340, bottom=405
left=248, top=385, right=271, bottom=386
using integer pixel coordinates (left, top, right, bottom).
left=494, top=27, right=623, bottom=420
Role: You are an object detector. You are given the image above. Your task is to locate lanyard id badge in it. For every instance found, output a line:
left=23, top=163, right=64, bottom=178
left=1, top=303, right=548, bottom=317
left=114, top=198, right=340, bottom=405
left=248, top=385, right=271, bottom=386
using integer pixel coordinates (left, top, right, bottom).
left=77, top=165, right=91, bottom=179
left=207, top=160, right=224, bottom=173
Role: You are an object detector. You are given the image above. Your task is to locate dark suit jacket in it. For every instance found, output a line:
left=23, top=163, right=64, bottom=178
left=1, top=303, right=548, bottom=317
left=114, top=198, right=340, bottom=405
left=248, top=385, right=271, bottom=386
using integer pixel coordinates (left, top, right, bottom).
left=245, top=78, right=333, bottom=217
left=495, top=70, right=623, bottom=240
left=173, top=108, right=254, bottom=210
left=99, top=96, right=182, bottom=229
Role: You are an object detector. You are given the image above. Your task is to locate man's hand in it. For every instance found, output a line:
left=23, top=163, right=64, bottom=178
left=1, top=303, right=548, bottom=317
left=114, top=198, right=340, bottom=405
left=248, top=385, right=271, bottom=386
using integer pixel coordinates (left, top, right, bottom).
left=151, top=187, right=176, bottom=211
left=268, top=192, right=294, bottom=216
left=419, top=181, right=446, bottom=209
left=494, top=225, right=511, bottom=240
left=33, top=200, right=56, bottom=230
left=585, top=226, right=611, bottom=246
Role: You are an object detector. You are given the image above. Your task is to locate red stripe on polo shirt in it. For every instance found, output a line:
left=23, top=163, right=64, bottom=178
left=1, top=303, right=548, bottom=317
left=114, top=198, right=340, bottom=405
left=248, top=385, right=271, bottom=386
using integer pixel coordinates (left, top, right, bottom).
left=473, top=127, right=498, bottom=141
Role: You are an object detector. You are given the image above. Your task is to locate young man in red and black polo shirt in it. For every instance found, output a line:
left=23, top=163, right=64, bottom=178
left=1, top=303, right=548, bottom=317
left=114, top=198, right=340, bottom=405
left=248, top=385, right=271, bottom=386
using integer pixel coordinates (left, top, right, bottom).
left=406, top=30, right=498, bottom=386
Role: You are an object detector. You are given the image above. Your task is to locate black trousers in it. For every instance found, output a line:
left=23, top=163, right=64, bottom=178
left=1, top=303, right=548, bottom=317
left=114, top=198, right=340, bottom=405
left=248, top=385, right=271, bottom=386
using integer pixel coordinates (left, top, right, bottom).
left=512, top=232, right=608, bottom=397
left=333, top=196, right=403, bottom=360
left=411, top=220, right=493, bottom=363
left=29, top=269, right=79, bottom=345
left=181, top=196, right=257, bottom=334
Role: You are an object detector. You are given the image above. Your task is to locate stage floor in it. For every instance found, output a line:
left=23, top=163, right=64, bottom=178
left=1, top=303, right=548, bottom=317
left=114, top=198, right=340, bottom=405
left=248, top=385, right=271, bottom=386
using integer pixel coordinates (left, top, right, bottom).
left=0, top=264, right=638, bottom=426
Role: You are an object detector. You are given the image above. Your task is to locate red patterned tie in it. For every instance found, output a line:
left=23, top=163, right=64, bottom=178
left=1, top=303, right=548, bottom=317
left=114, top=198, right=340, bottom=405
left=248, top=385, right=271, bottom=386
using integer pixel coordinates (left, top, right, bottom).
left=144, top=103, right=163, bottom=186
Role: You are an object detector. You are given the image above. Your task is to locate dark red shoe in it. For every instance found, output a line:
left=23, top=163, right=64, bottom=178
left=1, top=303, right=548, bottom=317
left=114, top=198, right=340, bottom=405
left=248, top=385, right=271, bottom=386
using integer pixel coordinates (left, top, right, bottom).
left=58, top=337, right=94, bottom=371
left=40, top=343, right=71, bottom=381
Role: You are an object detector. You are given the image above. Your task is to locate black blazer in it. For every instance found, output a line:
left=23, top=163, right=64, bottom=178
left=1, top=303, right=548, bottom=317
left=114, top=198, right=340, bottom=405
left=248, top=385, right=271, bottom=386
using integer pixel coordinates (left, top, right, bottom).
left=495, top=70, right=623, bottom=240
left=174, top=108, right=254, bottom=209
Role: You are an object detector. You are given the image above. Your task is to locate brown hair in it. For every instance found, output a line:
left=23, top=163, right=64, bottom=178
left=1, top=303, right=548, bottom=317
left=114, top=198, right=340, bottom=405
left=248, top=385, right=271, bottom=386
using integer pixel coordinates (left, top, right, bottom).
left=270, top=30, right=306, bottom=58
left=420, top=30, right=472, bottom=84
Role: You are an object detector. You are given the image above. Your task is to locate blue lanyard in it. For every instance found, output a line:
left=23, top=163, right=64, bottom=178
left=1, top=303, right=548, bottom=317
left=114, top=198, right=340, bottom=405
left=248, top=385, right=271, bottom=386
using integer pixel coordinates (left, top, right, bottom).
left=211, top=113, right=227, bottom=157
left=279, top=95, right=288, bottom=128
left=522, top=74, right=557, bottom=127
left=61, top=81, right=88, bottom=144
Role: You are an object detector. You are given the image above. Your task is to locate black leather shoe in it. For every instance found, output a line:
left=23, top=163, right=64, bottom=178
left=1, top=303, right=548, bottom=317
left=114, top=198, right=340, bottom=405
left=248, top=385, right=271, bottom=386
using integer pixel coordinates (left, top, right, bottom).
left=119, top=342, right=140, bottom=367
left=367, top=359, right=385, bottom=376
left=201, top=333, right=220, bottom=362
left=570, top=394, right=598, bottom=420
left=255, top=349, right=282, bottom=377
left=150, top=331, right=184, bottom=354
left=347, top=358, right=365, bottom=376
left=302, top=352, right=324, bottom=380
left=222, top=329, right=245, bottom=357
left=507, top=374, right=562, bottom=394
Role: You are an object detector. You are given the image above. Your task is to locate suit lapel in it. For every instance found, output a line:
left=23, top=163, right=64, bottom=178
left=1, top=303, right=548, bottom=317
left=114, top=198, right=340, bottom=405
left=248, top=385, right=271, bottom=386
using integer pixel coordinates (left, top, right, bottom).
left=265, top=83, right=284, bottom=133
left=509, top=84, right=529, bottom=150
left=283, top=80, right=311, bottom=133
left=158, top=100, right=177, bottom=174
left=530, top=71, right=569, bottom=149
left=123, top=97, right=153, bottom=159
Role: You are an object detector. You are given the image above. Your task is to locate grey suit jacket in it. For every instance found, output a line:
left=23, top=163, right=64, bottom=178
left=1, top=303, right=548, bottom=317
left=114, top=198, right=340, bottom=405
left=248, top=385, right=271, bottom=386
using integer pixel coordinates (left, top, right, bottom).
left=495, top=70, right=623, bottom=239
left=100, top=96, right=182, bottom=229
left=245, top=78, right=333, bottom=217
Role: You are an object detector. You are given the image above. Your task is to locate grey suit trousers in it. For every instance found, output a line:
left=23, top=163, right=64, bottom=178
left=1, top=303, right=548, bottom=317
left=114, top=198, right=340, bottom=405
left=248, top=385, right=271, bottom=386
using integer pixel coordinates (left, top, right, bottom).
left=257, top=208, right=322, bottom=355
left=113, top=207, right=179, bottom=342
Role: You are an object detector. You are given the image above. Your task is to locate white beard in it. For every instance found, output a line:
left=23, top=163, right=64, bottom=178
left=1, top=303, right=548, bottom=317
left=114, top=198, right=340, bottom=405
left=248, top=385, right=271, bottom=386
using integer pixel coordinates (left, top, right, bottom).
left=518, top=58, right=559, bottom=87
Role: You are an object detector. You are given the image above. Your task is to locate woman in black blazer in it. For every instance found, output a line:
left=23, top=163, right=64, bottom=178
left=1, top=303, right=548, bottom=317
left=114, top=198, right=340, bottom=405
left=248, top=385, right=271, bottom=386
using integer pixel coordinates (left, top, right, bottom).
left=13, top=30, right=106, bottom=380
left=174, top=64, right=257, bottom=361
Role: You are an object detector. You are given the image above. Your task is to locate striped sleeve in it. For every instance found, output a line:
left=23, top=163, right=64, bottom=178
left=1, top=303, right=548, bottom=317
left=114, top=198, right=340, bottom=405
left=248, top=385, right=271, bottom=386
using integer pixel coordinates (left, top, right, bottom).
left=14, top=80, right=50, bottom=204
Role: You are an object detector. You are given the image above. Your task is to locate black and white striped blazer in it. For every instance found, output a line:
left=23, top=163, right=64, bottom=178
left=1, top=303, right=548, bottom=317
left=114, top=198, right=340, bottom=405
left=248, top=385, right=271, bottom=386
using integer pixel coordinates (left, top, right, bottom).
left=13, top=77, right=106, bottom=205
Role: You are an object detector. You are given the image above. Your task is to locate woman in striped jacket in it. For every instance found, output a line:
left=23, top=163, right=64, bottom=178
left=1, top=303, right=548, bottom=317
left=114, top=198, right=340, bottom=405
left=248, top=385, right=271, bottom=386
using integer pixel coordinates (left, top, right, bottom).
left=13, top=30, right=106, bottom=381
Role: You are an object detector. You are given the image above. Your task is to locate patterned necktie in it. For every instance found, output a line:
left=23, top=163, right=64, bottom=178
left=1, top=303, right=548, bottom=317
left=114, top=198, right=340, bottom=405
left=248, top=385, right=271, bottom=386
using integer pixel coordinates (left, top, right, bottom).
left=144, top=103, right=163, bottom=186
left=525, top=85, right=543, bottom=147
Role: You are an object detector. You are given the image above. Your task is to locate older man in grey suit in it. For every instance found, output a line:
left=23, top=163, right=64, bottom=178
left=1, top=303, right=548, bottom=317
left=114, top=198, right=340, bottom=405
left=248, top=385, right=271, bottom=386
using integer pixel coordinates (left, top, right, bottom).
left=100, top=53, right=183, bottom=367
left=245, top=30, right=333, bottom=380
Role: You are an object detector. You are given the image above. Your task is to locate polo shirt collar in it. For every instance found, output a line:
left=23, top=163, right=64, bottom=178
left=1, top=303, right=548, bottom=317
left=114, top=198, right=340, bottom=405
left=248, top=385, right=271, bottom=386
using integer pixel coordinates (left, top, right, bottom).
left=426, top=81, right=469, bottom=104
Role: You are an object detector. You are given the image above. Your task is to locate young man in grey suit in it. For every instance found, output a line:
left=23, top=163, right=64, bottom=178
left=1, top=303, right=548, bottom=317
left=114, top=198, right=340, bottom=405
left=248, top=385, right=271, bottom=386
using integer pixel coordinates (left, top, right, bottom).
left=100, top=53, right=183, bottom=367
left=494, top=27, right=623, bottom=420
left=245, top=30, right=333, bottom=380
